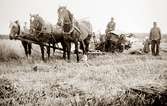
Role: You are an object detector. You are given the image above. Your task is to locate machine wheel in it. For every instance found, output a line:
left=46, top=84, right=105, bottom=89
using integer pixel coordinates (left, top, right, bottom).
left=118, top=44, right=124, bottom=53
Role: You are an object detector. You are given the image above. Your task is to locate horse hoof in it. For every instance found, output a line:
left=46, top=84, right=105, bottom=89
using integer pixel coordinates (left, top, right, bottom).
left=67, top=60, right=71, bottom=63
left=63, top=57, right=66, bottom=60
left=42, top=59, right=47, bottom=63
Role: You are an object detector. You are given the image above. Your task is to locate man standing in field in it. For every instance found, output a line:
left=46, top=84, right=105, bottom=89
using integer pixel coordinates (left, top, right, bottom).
left=105, top=17, right=116, bottom=33
left=105, top=17, right=116, bottom=52
left=149, top=22, right=161, bottom=56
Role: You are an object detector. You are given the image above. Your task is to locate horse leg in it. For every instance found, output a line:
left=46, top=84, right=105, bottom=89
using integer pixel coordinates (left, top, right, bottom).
left=75, top=42, right=79, bottom=62
left=28, top=43, right=32, bottom=56
left=81, top=40, right=86, bottom=54
left=67, top=42, right=71, bottom=62
left=61, top=42, right=66, bottom=60
left=52, top=42, right=56, bottom=55
left=84, top=34, right=91, bottom=54
left=21, top=41, right=28, bottom=57
left=84, top=39, right=89, bottom=54
left=40, top=45, right=45, bottom=61
left=47, top=43, right=50, bottom=59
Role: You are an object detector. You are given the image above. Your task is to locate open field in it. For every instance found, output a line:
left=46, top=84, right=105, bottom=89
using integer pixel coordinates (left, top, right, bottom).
left=0, top=34, right=167, bottom=105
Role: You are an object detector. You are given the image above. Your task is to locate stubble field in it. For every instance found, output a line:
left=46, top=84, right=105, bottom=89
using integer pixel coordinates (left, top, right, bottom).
left=0, top=35, right=167, bottom=106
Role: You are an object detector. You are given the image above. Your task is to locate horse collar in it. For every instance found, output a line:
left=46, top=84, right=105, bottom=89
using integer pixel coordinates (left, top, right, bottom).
left=63, top=26, right=74, bottom=35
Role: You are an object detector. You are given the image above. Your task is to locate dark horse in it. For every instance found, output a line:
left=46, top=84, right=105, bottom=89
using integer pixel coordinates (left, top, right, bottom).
left=30, top=14, right=66, bottom=61
left=9, top=22, right=32, bottom=57
left=57, top=7, right=92, bottom=62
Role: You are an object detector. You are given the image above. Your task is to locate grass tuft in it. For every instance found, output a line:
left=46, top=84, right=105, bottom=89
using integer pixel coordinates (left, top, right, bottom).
left=0, top=44, right=20, bottom=62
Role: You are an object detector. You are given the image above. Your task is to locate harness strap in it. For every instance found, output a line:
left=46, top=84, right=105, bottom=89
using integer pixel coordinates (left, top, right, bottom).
left=74, top=26, right=81, bottom=34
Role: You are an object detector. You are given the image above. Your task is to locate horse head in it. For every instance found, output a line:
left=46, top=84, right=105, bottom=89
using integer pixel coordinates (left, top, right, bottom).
left=57, top=6, right=74, bottom=32
left=9, top=21, right=20, bottom=40
left=57, top=6, right=66, bottom=25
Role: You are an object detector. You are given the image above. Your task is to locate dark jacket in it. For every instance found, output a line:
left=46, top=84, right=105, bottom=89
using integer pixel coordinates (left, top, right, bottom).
left=149, top=27, right=161, bottom=41
left=105, top=21, right=116, bottom=34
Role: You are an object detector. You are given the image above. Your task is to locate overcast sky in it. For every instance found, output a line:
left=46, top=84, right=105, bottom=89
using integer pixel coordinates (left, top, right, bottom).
left=0, top=0, right=167, bottom=34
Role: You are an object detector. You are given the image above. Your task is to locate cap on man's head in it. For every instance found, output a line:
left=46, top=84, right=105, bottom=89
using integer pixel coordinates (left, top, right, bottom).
left=153, top=21, right=158, bottom=25
left=111, top=17, right=114, bottom=20
left=15, top=20, right=19, bottom=23
left=153, top=22, right=157, bottom=26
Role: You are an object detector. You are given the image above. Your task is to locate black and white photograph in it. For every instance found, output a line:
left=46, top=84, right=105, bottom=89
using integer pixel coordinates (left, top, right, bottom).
left=0, top=0, right=167, bottom=105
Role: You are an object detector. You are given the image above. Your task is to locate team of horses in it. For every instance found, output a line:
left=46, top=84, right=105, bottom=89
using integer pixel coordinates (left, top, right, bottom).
left=9, top=7, right=93, bottom=62
left=9, top=7, right=132, bottom=62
